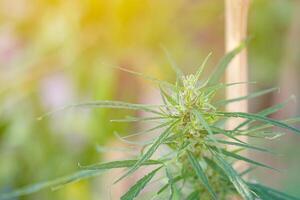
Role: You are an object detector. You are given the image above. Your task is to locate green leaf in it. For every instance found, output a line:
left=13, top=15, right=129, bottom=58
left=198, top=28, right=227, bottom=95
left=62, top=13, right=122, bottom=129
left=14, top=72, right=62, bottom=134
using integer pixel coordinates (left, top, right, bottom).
left=159, top=85, right=178, bottom=106
left=210, top=126, right=248, bottom=145
left=234, top=98, right=291, bottom=131
left=116, top=67, right=174, bottom=87
left=203, top=157, right=227, bottom=178
left=186, top=191, right=200, bottom=200
left=248, top=183, right=300, bottom=200
left=214, top=87, right=278, bottom=106
left=0, top=170, right=103, bottom=200
left=120, top=167, right=162, bottom=200
left=193, top=110, right=221, bottom=152
left=121, top=121, right=172, bottom=139
left=0, top=159, right=165, bottom=200
left=210, top=139, right=275, bottom=154
left=193, top=110, right=214, bottom=136
left=207, top=40, right=248, bottom=86
left=115, top=121, right=177, bottom=183
left=161, top=46, right=184, bottom=80
left=239, top=167, right=256, bottom=177
left=213, top=148, right=279, bottom=171
left=213, top=152, right=254, bottom=200
left=79, top=159, right=163, bottom=170
left=243, top=117, right=300, bottom=134
left=114, top=131, right=153, bottom=145
left=201, top=81, right=255, bottom=95
left=242, top=130, right=284, bottom=139
left=215, top=112, right=300, bottom=135
left=186, top=150, right=217, bottom=200
left=110, top=116, right=168, bottom=123
left=38, top=100, right=163, bottom=120
left=157, top=176, right=183, bottom=195
left=195, top=52, right=212, bottom=82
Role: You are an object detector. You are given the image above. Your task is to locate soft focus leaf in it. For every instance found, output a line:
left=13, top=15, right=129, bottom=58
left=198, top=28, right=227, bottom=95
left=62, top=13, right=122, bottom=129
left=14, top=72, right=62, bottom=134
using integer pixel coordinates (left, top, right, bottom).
left=207, top=40, right=248, bottom=86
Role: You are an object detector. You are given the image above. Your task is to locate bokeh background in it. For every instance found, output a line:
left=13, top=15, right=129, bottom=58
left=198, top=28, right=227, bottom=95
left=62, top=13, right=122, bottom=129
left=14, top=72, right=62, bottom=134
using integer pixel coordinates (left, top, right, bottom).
left=0, top=0, right=299, bottom=199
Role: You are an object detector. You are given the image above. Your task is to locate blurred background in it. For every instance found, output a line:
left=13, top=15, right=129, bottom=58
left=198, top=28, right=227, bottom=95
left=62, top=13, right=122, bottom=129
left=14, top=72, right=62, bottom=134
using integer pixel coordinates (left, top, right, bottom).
left=0, top=0, right=299, bottom=199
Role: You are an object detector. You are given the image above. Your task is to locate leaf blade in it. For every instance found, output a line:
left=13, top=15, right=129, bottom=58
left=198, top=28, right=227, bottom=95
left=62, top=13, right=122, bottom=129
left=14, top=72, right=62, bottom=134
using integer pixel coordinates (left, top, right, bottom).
left=214, top=87, right=278, bottom=106
left=213, top=152, right=254, bottom=200
left=215, top=112, right=300, bottom=135
left=120, top=167, right=162, bottom=200
left=207, top=40, right=248, bottom=86
left=186, top=150, right=217, bottom=200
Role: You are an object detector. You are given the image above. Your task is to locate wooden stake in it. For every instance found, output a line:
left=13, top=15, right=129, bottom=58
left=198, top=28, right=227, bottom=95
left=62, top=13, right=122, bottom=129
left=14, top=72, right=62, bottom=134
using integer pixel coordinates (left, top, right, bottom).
left=225, top=1, right=250, bottom=183
left=225, top=0, right=250, bottom=129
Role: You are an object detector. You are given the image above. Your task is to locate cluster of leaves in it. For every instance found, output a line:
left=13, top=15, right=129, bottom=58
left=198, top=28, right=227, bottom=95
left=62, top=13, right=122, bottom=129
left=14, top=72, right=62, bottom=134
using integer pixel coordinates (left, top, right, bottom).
left=1, top=43, right=300, bottom=200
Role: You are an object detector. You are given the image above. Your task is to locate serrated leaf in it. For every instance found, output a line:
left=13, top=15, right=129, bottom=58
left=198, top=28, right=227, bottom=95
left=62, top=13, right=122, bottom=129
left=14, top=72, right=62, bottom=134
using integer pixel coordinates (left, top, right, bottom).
left=79, top=159, right=163, bottom=170
left=38, top=100, right=163, bottom=120
left=115, top=121, right=178, bottom=183
left=0, top=170, right=103, bottom=200
left=212, top=147, right=278, bottom=171
left=234, top=98, right=291, bottom=131
left=244, top=117, right=300, bottom=134
left=248, top=183, right=300, bottom=200
left=121, top=121, right=172, bottom=139
left=120, top=167, right=162, bottom=200
left=207, top=40, right=248, bottom=86
left=210, top=139, right=274, bottom=154
left=214, top=87, right=278, bottom=106
left=215, top=112, right=300, bottom=135
left=209, top=126, right=247, bottom=144
left=213, top=152, right=254, bottom=200
left=201, top=81, right=255, bottom=96
left=110, top=116, right=168, bottom=123
left=186, top=150, right=217, bottom=200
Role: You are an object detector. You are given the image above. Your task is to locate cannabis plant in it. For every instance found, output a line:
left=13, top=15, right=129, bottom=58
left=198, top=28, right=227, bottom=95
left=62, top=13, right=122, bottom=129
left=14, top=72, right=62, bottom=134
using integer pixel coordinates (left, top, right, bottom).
left=1, top=43, right=300, bottom=200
